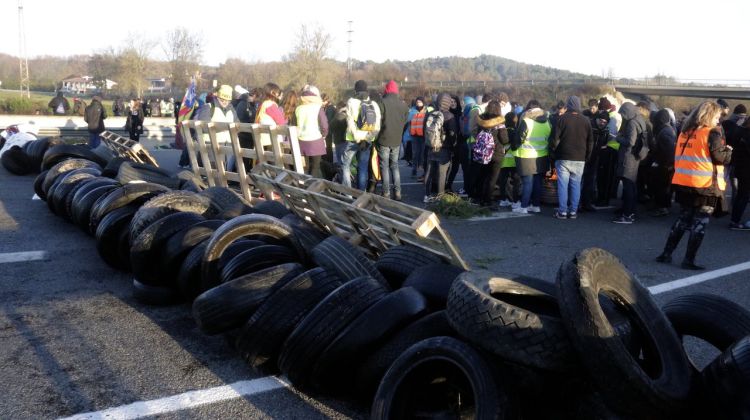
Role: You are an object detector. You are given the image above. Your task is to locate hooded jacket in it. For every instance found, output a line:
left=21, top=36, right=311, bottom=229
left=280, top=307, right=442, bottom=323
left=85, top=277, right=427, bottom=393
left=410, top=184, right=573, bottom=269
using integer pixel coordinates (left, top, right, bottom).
left=426, top=93, right=457, bottom=162
left=651, top=109, right=676, bottom=167
left=615, top=102, right=648, bottom=180
left=475, top=113, right=509, bottom=163
left=378, top=92, right=409, bottom=147
left=512, top=108, right=549, bottom=151
left=549, top=96, right=594, bottom=162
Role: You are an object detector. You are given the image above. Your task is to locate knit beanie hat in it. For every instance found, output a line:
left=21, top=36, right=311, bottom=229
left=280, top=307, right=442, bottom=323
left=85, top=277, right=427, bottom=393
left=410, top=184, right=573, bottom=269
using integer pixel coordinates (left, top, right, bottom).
left=384, top=80, right=399, bottom=94
left=354, top=80, right=368, bottom=93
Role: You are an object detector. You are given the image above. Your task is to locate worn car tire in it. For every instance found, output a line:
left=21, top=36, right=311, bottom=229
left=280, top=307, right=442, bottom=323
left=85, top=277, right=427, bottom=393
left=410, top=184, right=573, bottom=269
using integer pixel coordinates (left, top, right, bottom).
left=95, top=204, right=139, bottom=271
left=177, top=241, right=209, bottom=302
left=403, top=263, right=466, bottom=310
left=117, top=161, right=181, bottom=189
left=701, top=336, right=750, bottom=419
left=42, top=144, right=107, bottom=170
left=42, top=158, right=102, bottom=198
left=311, top=236, right=388, bottom=287
left=192, top=263, right=305, bottom=335
left=33, top=170, right=50, bottom=199
left=161, top=219, right=225, bottom=286
left=376, top=245, right=444, bottom=288
left=1, top=146, right=33, bottom=175
left=252, top=199, right=290, bottom=218
left=72, top=184, right=120, bottom=233
left=89, top=182, right=170, bottom=233
left=132, top=278, right=182, bottom=306
left=219, top=245, right=300, bottom=283
left=129, top=191, right=213, bottom=243
left=49, top=168, right=101, bottom=219
left=556, top=247, right=692, bottom=418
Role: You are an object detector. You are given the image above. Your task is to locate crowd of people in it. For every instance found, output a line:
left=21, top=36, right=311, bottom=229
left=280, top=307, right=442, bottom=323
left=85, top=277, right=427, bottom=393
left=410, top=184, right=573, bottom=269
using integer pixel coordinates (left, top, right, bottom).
left=169, top=80, right=746, bottom=269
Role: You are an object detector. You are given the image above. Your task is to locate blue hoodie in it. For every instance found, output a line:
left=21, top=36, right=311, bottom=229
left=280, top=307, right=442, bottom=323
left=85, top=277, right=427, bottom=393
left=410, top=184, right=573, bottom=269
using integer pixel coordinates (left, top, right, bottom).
left=461, top=97, right=477, bottom=136
left=403, top=106, right=419, bottom=143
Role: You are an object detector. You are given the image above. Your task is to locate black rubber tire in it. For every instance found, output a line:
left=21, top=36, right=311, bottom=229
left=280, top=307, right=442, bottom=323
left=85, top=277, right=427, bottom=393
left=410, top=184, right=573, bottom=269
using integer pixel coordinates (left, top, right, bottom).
left=1, top=146, right=33, bottom=175
left=199, top=186, right=252, bottom=215
left=371, top=336, right=515, bottom=420
left=89, top=182, right=171, bottom=233
left=200, top=214, right=304, bottom=292
left=42, top=144, right=107, bottom=170
left=219, top=245, right=300, bottom=283
left=355, top=311, right=457, bottom=399
left=129, top=191, right=213, bottom=243
left=161, top=219, right=225, bottom=286
left=311, top=236, right=389, bottom=288
left=33, top=170, right=50, bottom=199
left=26, top=137, right=61, bottom=172
left=130, top=212, right=206, bottom=286
left=192, top=263, right=305, bottom=335
left=280, top=214, right=329, bottom=259
left=216, top=240, right=266, bottom=275
left=375, top=245, right=444, bottom=288
left=101, top=157, right=132, bottom=178
left=91, top=143, right=115, bottom=164
left=177, top=241, right=209, bottom=302
left=72, top=184, right=120, bottom=233
left=235, top=267, right=343, bottom=373
left=132, top=278, right=182, bottom=306
left=402, top=263, right=466, bottom=310
left=42, top=158, right=102, bottom=198
left=446, top=270, right=576, bottom=371
left=117, top=161, right=181, bottom=189
left=311, top=287, right=429, bottom=393
left=701, top=336, right=750, bottom=418
left=663, top=293, right=750, bottom=354
left=70, top=179, right=120, bottom=229
left=252, top=199, right=290, bottom=218
left=63, top=176, right=106, bottom=220
left=556, top=247, right=692, bottom=418
left=49, top=168, right=102, bottom=218
left=96, top=204, right=139, bottom=271
left=277, top=276, right=389, bottom=389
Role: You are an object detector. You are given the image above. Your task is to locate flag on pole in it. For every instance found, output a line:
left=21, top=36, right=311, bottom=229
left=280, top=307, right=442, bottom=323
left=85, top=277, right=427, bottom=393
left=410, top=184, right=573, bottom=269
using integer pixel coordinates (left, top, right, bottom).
left=178, top=77, right=197, bottom=121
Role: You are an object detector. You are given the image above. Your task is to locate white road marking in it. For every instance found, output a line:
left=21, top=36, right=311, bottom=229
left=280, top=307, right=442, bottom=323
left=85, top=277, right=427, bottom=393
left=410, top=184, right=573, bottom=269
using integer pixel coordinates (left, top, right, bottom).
left=32, top=194, right=41, bottom=200
left=468, top=212, right=532, bottom=221
left=649, top=261, right=750, bottom=295
left=59, top=376, right=289, bottom=420
left=0, top=251, right=48, bottom=264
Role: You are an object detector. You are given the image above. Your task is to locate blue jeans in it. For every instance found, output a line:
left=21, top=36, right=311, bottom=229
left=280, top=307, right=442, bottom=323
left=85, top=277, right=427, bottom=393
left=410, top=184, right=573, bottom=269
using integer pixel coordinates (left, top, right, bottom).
left=341, top=141, right=371, bottom=190
left=520, top=174, right=542, bottom=207
left=411, top=136, right=425, bottom=175
left=378, top=144, right=401, bottom=195
left=555, top=160, right=586, bottom=214
left=88, top=132, right=101, bottom=149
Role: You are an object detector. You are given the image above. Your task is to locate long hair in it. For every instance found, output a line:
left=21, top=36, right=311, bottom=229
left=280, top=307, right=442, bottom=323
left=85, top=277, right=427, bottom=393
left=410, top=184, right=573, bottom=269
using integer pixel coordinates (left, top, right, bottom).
left=280, top=90, right=299, bottom=122
left=263, top=83, right=282, bottom=103
left=681, top=101, right=722, bottom=133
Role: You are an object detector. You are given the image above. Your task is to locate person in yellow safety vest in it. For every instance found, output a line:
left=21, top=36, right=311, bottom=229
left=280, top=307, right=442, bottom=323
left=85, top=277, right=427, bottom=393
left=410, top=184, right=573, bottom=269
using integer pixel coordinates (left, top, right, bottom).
left=294, top=85, right=329, bottom=179
left=196, top=84, right=239, bottom=169
left=655, top=101, right=733, bottom=270
left=510, top=99, right=551, bottom=214
left=341, top=79, right=381, bottom=190
left=595, top=97, right=622, bottom=206
left=497, top=110, right=521, bottom=207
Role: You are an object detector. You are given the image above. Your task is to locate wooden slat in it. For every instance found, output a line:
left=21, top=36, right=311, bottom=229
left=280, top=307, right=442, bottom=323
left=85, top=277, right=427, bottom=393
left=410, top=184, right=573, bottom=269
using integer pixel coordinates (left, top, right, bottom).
left=100, top=130, right=158, bottom=166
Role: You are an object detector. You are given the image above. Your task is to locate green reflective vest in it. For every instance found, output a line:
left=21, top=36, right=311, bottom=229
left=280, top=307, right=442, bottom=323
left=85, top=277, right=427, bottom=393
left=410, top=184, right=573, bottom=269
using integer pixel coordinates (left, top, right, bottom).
left=501, top=144, right=516, bottom=168
left=516, top=117, right=551, bottom=159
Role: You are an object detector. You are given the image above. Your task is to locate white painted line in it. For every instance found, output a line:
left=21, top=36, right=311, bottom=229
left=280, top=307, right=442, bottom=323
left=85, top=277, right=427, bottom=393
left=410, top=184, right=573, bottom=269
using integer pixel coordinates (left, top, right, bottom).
left=649, top=260, right=750, bottom=295
left=59, top=376, right=289, bottom=420
left=0, top=251, right=48, bottom=264
left=32, top=194, right=41, bottom=200
left=468, top=212, right=532, bottom=221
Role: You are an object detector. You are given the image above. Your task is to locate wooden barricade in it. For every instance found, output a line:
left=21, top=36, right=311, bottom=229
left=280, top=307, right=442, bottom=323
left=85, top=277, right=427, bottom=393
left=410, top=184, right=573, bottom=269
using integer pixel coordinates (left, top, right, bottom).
left=249, top=163, right=469, bottom=269
left=100, top=131, right=159, bottom=166
left=180, top=121, right=305, bottom=202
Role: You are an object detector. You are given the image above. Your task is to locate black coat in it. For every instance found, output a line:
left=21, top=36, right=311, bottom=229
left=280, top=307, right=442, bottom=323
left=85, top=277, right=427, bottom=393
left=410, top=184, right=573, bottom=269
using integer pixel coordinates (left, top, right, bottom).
left=615, top=103, right=648, bottom=181
left=549, top=111, right=594, bottom=162
left=84, top=100, right=106, bottom=134
left=378, top=93, right=409, bottom=147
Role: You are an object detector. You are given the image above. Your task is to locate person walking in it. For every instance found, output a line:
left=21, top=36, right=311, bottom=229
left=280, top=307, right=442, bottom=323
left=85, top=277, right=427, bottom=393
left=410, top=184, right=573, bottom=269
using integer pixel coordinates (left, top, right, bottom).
left=48, top=91, right=70, bottom=115
left=512, top=99, right=551, bottom=214
left=84, top=95, right=106, bottom=149
left=656, top=101, right=732, bottom=270
left=377, top=80, right=409, bottom=200
left=294, top=85, right=329, bottom=178
left=549, top=96, right=594, bottom=219
left=612, top=102, right=649, bottom=224
left=341, top=80, right=381, bottom=190
left=125, top=99, right=145, bottom=142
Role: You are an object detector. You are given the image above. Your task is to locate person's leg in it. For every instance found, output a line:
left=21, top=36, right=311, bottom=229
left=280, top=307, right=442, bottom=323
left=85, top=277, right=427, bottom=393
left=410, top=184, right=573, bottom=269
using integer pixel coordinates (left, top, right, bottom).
left=596, top=148, right=614, bottom=205
left=568, top=161, right=586, bottom=215
left=446, top=145, right=461, bottom=191
left=555, top=160, right=571, bottom=215
left=437, top=160, right=450, bottom=196
left=620, top=178, right=637, bottom=216
left=580, top=153, right=598, bottom=208
left=357, top=144, right=371, bottom=190
left=498, top=167, right=510, bottom=203
left=390, top=145, right=401, bottom=198
left=88, top=132, right=100, bottom=148
left=731, top=175, right=750, bottom=224
left=412, top=137, right=424, bottom=177
left=530, top=173, right=543, bottom=207
left=403, top=140, right=412, bottom=164
left=309, top=155, right=322, bottom=178
left=341, top=142, right=357, bottom=188
left=424, top=160, right=434, bottom=198
left=378, top=145, right=391, bottom=196
left=483, top=161, right=503, bottom=204
left=657, top=205, right=693, bottom=262
left=683, top=206, right=712, bottom=270
left=520, top=174, right=533, bottom=208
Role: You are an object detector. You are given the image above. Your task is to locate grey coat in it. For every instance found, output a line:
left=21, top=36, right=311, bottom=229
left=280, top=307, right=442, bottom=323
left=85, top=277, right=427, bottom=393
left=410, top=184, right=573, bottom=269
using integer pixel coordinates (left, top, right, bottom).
left=615, top=103, right=648, bottom=181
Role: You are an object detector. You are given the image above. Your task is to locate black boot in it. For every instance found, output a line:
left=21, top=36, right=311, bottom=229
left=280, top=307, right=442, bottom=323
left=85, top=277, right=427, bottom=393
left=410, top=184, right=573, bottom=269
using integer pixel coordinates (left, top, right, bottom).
left=656, top=224, right=686, bottom=263
left=681, top=231, right=706, bottom=270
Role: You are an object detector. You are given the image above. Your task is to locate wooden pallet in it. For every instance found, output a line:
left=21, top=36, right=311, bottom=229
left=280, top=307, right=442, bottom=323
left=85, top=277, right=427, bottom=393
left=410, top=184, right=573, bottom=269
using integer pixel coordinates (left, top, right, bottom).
left=250, top=166, right=469, bottom=269
left=100, top=131, right=159, bottom=166
left=181, top=121, right=306, bottom=202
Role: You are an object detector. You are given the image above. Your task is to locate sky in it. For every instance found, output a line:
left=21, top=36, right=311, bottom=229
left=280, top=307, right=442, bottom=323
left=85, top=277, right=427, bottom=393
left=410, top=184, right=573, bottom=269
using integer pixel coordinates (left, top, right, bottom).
left=3, top=0, right=749, bottom=82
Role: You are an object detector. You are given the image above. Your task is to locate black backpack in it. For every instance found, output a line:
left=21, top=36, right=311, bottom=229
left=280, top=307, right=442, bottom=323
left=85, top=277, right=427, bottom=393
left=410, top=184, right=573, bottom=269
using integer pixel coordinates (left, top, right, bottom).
left=357, top=100, right=378, bottom=131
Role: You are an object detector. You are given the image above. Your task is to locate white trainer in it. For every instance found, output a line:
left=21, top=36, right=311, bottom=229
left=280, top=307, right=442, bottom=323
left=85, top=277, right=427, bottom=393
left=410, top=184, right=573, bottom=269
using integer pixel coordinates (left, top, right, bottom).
left=527, top=205, right=541, bottom=213
left=512, top=206, right=528, bottom=214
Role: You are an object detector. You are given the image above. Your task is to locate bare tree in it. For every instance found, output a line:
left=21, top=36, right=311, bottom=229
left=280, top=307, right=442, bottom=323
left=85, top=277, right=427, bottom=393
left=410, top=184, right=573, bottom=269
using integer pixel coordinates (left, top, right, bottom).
left=88, top=47, right=118, bottom=93
left=285, top=24, right=333, bottom=87
left=163, top=27, right=203, bottom=93
left=117, top=34, right=155, bottom=97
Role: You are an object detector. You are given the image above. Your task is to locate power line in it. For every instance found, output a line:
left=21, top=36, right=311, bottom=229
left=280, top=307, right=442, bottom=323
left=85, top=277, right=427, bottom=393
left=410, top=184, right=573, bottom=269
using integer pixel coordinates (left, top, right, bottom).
left=346, top=21, right=353, bottom=83
left=17, top=0, right=30, bottom=98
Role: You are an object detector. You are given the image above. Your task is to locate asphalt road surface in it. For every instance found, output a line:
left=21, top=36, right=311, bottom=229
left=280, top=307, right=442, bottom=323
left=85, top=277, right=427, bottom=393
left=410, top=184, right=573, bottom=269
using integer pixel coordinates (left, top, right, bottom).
left=1, top=151, right=748, bottom=419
